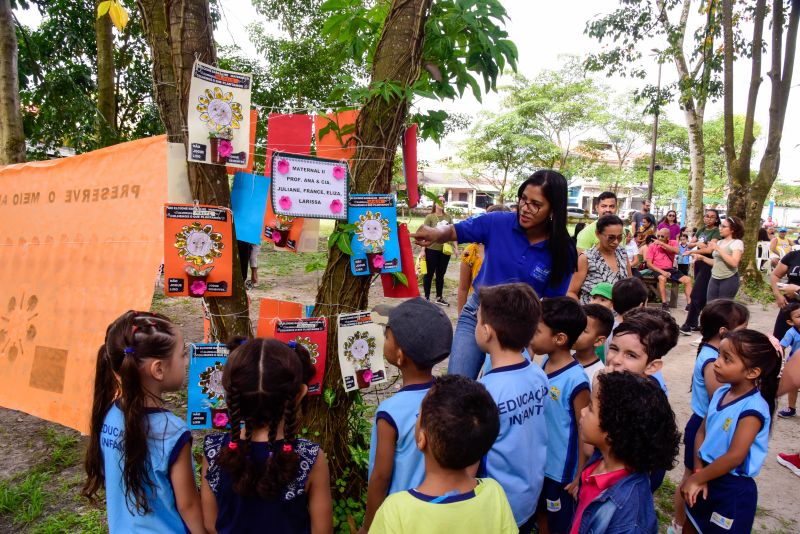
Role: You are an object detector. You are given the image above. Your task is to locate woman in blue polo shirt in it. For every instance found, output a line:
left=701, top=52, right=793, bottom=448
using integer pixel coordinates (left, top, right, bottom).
left=412, top=170, right=577, bottom=378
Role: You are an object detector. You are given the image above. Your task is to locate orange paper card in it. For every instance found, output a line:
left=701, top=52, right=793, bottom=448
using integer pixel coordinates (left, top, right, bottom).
left=256, top=298, right=304, bottom=337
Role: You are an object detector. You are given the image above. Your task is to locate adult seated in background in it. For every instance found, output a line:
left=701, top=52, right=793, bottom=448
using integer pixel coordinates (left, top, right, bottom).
left=656, top=210, right=681, bottom=240
left=568, top=215, right=631, bottom=304
left=645, top=228, right=693, bottom=311
left=412, top=170, right=577, bottom=379
left=575, top=191, right=623, bottom=253
left=771, top=227, right=792, bottom=268
left=631, top=199, right=656, bottom=237
left=456, top=204, right=511, bottom=314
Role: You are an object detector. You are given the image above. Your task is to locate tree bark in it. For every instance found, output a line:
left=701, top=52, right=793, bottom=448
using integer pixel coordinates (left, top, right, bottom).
left=0, top=0, right=25, bottom=165
left=684, top=108, right=705, bottom=229
left=95, top=1, right=118, bottom=146
left=722, top=0, right=799, bottom=284
left=137, top=0, right=250, bottom=339
left=304, top=0, right=433, bottom=503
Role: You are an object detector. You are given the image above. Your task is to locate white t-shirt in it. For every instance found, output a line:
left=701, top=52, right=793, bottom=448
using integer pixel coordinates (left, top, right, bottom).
left=625, top=241, right=640, bottom=264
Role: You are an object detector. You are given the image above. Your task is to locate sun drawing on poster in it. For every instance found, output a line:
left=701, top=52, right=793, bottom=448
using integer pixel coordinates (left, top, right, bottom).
left=174, top=222, right=224, bottom=267
left=198, top=361, right=226, bottom=401
left=294, top=336, right=319, bottom=365
left=196, top=87, right=244, bottom=132
left=355, top=211, right=390, bottom=250
left=344, top=331, right=376, bottom=370
left=0, top=293, right=38, bottom=362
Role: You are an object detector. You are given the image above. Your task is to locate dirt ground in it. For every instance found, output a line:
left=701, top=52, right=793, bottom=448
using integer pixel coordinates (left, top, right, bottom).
left=0, top=246, right=798, bottom=533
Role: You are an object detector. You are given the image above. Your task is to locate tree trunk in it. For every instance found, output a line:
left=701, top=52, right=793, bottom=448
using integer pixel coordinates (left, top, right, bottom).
left=137, top=0, right=250, bottom=339
left=95, top=2, right=117, bottom=146
left=685, top=109, right=705, bottom=229
left=305, top=0, right=433, bottom=503
left=740, top=178, right=772, bottom=282
left=0, top=0, right=25, bottom=165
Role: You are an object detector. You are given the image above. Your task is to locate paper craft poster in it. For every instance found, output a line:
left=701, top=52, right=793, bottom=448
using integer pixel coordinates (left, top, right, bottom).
left=164, top=204, right=233, bottom=297
left=256, top=298, right=304, bottom=337
left=188, top=60, right=253, bottom=168
left=274, top=318, right=328, bottom=395
left=337, top=311, right=387, bottom=392
left=271, top=152, right=349, bottom=220
left=230, top=172, right=269, bottom=245
left=348, top=194, right=401, bottom=276
left=263, top=178, right=304, bottom=252
left=187, top=344, right=230, bottom=430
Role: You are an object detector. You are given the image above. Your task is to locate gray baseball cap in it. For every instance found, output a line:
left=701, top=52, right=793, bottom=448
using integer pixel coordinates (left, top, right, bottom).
left=372, top=298, right=453, bottom=368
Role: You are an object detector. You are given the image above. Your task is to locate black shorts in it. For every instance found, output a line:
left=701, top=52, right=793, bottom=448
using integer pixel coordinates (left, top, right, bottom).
left=683, top=413, right=704, bottom=470
left=686, top=472, right=757, bottom=533
left=661, top=268, right=686, bottom=283
left=536, top=476, right=576, bottom=533
left=678, top=263, right=689, bottom=276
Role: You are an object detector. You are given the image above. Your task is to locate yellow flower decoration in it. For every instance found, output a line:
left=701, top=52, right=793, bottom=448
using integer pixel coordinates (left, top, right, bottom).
left=196, top=86, right=244, bottom=132
left=294, top=336, right=319, bottom=365
left=355, top=211, right=391, bottom=250
left=174, top=222, right=224, bottom=267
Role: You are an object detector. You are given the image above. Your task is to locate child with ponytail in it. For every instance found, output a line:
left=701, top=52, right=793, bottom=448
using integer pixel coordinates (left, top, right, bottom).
left=682, top=329, right=782, bottom=534
left=82, top=311, right=205, bottom=533
left=670, top=299, right=749, bottom=533
left=200, top=338, right=332, bottom=533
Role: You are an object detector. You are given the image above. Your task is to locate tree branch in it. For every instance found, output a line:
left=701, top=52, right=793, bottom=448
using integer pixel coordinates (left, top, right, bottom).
left=739, top=0, right=767, bottom=166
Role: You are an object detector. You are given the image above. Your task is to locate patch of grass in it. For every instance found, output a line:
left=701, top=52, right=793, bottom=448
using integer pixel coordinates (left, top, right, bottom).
left=262, top=249, right=328, bottom=277
left=741, top=277, right=775, bottom=307
left=42, top=428, right=80, bottom=471
left=654, top=477, right=677, bottom=529
left=150, top=290, right=167, bottom=314
left=30, top=509, right=106, bottom=534
left=0, top=471, right=47, bottom=524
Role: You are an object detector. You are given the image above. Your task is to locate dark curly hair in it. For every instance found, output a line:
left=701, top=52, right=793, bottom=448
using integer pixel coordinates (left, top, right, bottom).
left=216, top=337, right=311, bottom=499
left=596, top=371, right=680, bottom=472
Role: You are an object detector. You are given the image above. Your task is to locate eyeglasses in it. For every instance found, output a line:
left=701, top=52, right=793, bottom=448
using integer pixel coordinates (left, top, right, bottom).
left=602, top=234, right=624, bottom=242
left=517, top=197, right=542, bottom=215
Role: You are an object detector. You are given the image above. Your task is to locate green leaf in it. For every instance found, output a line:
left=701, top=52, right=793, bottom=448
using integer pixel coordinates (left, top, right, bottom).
left=323, top=387, right=336, bottom=407
left=336, top=232, right=354, bottom=256
left=391, top=272, right=409, bottom=287
left=328, top=231, right=340, bottom=250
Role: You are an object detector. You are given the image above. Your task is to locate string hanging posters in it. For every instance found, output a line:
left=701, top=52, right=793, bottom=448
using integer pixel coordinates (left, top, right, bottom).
left=337, top=311, right=387, bottom=392
left=187, top=344, right=230, bottom=430
left=270, top=152, right=349, bottom=220
left=273, top=318, right=328, bottom=395
left=255, top=297, right=305, bottom=337
left=348, top=194, right=401, bottom=276
left=187, top=60, right=252, bottom=167
left=164, top=204, right=233, bottom=298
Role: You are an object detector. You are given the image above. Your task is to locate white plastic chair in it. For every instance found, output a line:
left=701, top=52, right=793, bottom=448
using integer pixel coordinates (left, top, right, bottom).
left=756, top=242, right=772, bottom=273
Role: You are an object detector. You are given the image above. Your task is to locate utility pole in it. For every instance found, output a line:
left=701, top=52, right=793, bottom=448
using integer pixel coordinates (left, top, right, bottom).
left=647, top=58, right=662, bottom=202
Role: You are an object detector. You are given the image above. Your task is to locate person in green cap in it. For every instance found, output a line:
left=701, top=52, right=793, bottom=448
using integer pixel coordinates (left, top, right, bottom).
left=589, top=282, right=614, bottom=311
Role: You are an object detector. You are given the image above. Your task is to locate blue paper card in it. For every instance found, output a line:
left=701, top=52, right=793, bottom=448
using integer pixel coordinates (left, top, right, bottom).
left=348, top=194, right=401, bottom=276
left=187, top=343, right=230, bottom=430
left=231, top=172, right=270, bottom=245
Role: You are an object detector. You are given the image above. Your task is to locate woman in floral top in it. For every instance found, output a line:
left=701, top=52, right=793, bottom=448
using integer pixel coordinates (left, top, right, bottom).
left=568, top=215, right=631, bottom=304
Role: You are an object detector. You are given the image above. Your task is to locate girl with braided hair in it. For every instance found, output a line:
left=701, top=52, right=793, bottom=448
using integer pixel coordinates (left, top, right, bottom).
left=200, top=338, right=332, bottom=533
left=82, top=310, right=205, bottom=533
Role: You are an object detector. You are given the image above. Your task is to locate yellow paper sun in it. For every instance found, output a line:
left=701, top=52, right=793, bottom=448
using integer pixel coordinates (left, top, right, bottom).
left=174, top=222, right=224, bottom=267
left=196, top=87, right=244, bottom=131
left=355, top=211, right=390, bottom=250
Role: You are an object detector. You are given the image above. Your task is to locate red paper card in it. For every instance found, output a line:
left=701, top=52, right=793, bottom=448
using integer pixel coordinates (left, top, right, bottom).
left=256, top=298, right=304, bottom=337
left=402, top=124, right=419, bottom=208
left=274, top=318, right=328, bottom=395
left=381, top=223, right=420, bottom=298
left=266, top=113, right=313, bottom=174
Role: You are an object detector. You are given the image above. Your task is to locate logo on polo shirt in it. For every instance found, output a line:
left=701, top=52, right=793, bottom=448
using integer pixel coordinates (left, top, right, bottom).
left=549, top=386, right=560, bottom=401
left=722, top=417, right=732, bottom=432
left=530, top=265, right=551, bottom=282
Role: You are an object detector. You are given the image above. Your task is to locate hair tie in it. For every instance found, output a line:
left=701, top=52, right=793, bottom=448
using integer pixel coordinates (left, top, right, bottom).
left=123, top=347, right=135, bottom=354
left=282, top=443, right=293, bottom=453
left=132, top=325, right=139, bottom=334
left=288, top=340, right=297, bottom=348
left=228, top=441, right=238, bottom=450
left=239, top=338, right=248, bottom=346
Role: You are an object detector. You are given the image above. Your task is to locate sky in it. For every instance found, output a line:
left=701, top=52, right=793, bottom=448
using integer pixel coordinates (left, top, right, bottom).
left=15, top=0, right=800, bottom=183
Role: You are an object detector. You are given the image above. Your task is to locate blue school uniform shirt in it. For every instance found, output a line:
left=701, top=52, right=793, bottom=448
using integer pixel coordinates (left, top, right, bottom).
left=454, top=211, right=574, bottom=296
left=540, top=357, right=590, bottom=483
left=678, top=244, right=690, bottom=265
left=650, top=370, right=668, bottom=395
left=691, top=343, right=720, bottom=417
left=101, top=401, right=191, bottom=533
left=780, top=326, right=800, bottom=358
left=479, top=360, right=549, bottom=526
left=699, top=385, right=771, bottom=477
left=368, top=381, right=432, bottom=495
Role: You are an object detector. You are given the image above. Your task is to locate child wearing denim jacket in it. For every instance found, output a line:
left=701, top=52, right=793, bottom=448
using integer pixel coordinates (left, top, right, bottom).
left=570, top=371, right=680, bottom=533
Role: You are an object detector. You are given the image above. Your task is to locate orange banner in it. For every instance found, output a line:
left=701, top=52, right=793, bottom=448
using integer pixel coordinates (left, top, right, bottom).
left=255, top=298, right=304, bottom=338
left=315, top=110, right=359, bottom=161
left=0, top=136, right=168, bottom=433
left=163, top=204, right=233, bottom=297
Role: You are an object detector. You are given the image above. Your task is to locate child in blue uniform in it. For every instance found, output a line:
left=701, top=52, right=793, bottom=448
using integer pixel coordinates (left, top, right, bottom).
left=571, top=371, right=680, bottom=534
left=370, top=375, right=517, bottom=534
left=200, top=338, right=332, bottom=533
left=475, top=283, right=548, bottom=532
left=671, top=299, right=749, bottom=533
left=82, top=311, right=205, bottom=533
left=531, top=296, right=590, bottom=534
left=778, top=301, right=800, bottom=417
left=682, top=330, right=782, bottom=534
left=364, top=298, right=453, bottom=530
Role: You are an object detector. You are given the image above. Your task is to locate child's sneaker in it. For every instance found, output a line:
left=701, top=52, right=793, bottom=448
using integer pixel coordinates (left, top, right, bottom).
left=778, top=407, right=797, bottom=418
left=776, top=452, right=800, bottom=476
